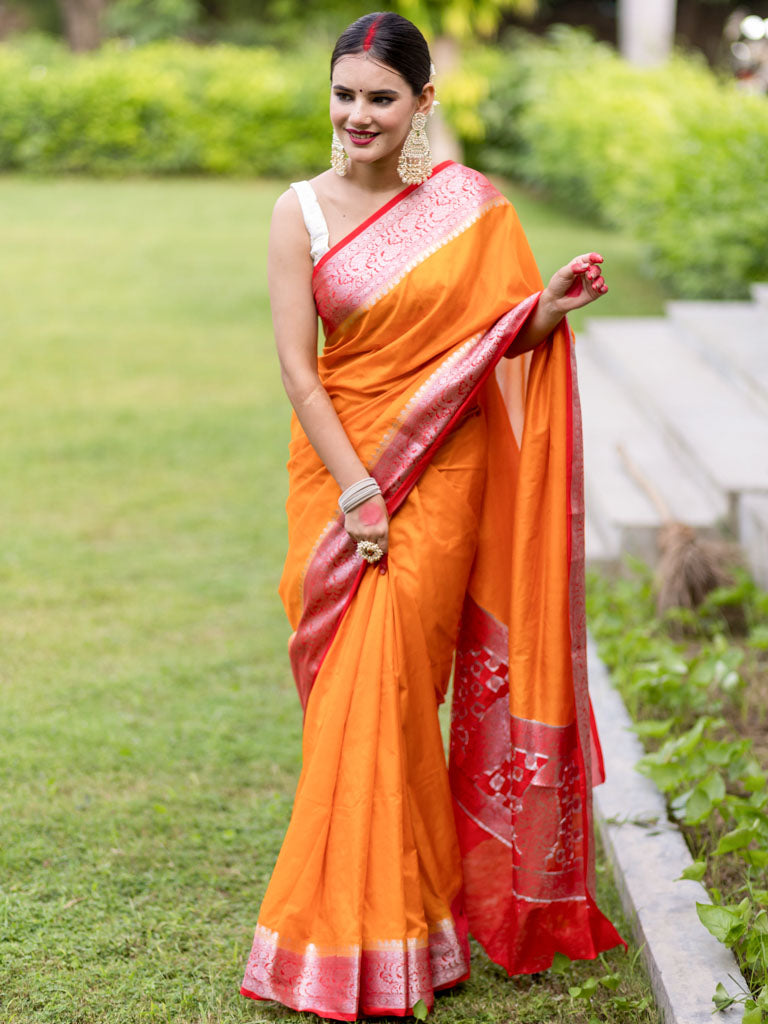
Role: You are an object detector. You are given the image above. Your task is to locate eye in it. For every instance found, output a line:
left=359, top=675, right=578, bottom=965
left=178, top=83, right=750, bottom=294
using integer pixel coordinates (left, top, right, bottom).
left=334, top=91, right=353, bottom=102
left=373, top=96, right=393, bottom=105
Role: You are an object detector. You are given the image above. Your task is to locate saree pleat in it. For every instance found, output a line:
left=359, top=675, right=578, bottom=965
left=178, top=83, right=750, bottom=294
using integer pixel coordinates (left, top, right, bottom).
left=242, top=161, right=624, bottom=1020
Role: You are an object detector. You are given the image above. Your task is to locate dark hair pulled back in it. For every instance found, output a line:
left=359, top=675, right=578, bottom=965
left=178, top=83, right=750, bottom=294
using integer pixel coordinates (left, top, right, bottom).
left=330, top=12, right=431, bottom=96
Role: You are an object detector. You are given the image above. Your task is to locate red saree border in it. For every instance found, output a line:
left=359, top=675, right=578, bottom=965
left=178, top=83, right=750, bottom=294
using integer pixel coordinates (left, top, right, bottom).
left=565, top=329, right=605, bottom=874
left=240, top=914, right=470, bottom=1021
left=289, top=295, right=540, bottom=710
left=313, top=159, right=454, bottom=277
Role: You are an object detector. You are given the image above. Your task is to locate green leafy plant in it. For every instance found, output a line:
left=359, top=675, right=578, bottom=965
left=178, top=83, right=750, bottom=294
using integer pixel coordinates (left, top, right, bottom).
left=412, top=997, right=429, bottom=1020
left=588, top=564, right=768, bottom=1019
left=548, top=949, right=654, bottom=1022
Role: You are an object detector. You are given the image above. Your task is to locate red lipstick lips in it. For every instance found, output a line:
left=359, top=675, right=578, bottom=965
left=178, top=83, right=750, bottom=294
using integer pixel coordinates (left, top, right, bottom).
left=347, top=130, right=378, bottom=146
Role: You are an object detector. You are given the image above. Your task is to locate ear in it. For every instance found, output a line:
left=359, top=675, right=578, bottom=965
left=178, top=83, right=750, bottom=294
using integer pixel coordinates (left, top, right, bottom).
left=416, top=81, right=435, bottom=116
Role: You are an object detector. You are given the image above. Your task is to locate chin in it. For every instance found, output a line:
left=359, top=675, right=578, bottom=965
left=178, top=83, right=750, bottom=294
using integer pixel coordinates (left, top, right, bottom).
left=349, top=145, right=398, bottom=167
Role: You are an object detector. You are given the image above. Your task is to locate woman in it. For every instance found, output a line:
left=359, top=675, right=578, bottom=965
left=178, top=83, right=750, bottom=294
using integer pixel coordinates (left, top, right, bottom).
left=241, top=11, right=624, bottom=1020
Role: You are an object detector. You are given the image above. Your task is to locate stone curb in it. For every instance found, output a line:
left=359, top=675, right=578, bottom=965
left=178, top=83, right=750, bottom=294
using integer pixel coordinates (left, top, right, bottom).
left=588, top=638, right=748, bottom=1024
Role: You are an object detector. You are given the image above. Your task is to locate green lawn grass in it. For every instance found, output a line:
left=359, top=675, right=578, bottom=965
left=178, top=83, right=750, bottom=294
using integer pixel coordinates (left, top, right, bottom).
left=0, top=176, right=664, bottom=1024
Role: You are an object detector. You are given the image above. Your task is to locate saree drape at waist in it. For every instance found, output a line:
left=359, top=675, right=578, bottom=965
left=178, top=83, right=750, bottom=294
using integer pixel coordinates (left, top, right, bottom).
left=241, top=162, right=624, bottom=1021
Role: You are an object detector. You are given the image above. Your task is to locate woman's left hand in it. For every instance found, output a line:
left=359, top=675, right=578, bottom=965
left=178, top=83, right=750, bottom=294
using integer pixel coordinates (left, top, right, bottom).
left=503, top=251, right=608, bottom=359
left=544, top=252, right=608, bottom=314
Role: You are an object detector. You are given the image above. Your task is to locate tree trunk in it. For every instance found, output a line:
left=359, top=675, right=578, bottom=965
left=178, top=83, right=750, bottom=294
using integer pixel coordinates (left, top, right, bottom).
left=677, top=0, right=735, bottom=67
left=618, top=0, right=677, bottom=66
left=57, top=0, right=107, bottom=51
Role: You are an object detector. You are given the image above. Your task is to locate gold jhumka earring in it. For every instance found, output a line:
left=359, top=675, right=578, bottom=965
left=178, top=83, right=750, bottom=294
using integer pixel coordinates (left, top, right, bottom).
left=330, top=131, right=349, bottom=176
left=397, top=111, right=432, bottom=185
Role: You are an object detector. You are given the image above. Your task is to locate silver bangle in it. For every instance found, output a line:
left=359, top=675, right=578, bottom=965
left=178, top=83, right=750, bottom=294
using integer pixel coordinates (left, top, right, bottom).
left=338, top=477, right=381, bottom=515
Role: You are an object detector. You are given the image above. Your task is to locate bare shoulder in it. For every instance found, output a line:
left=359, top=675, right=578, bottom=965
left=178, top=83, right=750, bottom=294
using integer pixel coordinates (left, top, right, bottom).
left=269, top=187, right=312, bottom=267
left=271, top=187, right=303, bottom=233
left=305, top=168, right=337, bottom=205
left=268, top=189, right=317, bottom=345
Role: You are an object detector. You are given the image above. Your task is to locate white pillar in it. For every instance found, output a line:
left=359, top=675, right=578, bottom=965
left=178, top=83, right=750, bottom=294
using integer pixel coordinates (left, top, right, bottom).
left=618, top=0, right=677, bottom=66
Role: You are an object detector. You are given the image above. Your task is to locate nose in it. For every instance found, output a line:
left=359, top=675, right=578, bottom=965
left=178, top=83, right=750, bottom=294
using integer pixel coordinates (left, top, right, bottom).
left=347, top=97, right=373, bottom=126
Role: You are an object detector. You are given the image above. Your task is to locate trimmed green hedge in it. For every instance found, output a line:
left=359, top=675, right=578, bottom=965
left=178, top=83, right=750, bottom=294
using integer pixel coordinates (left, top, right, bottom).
left=461, top=29, right=768, bottom=299
left=2, top=31, right=766, bottom=297
left=0, top=39, right=329, bottom=176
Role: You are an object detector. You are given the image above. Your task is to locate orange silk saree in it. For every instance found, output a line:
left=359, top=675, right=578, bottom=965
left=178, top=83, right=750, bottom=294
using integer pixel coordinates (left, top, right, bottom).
left=241, top=161, right=624, bottom=1020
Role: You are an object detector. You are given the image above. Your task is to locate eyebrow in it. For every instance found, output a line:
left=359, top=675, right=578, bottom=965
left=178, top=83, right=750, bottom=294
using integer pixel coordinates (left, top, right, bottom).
left=332, top=84, right=400, bottom=96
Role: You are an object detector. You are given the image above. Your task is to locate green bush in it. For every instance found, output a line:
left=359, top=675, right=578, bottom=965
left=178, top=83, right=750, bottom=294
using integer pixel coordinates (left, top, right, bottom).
left=0, top=39, right=330, bottom=176
left=3, top=30, right=766, bottom=298
left=460, top=28, right=768, bottom=299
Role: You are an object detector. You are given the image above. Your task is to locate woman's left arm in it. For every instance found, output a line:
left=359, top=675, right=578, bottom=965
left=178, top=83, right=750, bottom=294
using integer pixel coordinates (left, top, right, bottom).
left=505, top=252, right=608, bottom=358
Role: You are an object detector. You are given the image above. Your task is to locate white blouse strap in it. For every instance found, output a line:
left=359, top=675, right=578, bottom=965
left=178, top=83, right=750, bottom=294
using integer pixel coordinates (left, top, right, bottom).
left=290, top=180, right=330, bottom=266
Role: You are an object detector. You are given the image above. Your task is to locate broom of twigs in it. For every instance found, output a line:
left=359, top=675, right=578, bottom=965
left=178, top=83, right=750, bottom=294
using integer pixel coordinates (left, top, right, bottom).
left=615, top=443, right=745, bottom=627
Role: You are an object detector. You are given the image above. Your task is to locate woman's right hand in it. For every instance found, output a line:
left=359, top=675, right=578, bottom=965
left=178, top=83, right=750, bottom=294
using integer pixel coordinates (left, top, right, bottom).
left=344, top=494, right=390, bottom=555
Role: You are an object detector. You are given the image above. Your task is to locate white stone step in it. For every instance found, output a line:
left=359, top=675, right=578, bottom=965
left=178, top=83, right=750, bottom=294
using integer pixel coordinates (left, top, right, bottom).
left=751, top=282, right=768, bottom=310
left=666, top=301, right=768, bottom=416
left=739, top=493, right=768, bottom=589
left=577, top=339, right=727, bottom=564
left=584, top=318, right=768, bottom=519
left=585, top=508, right=620, bottom=569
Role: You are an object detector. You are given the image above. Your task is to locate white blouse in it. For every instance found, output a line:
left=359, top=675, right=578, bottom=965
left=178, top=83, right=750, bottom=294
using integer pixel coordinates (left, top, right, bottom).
left=290, top=180, right=331, bottom=266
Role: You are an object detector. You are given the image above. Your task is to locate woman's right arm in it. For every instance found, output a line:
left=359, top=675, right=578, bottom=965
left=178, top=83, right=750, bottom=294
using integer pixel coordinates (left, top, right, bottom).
left=268, top=190, right=389, bottom=552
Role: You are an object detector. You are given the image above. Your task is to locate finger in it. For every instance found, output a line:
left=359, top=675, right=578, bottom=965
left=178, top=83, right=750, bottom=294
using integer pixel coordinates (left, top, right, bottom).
left=569, top=257, right=590, bottom=275
left=371, top=535, right=388, bottom=559
left=571, top=252, right=604, bottom=274
left=353, top=531, right=389, bottom=549
left=365, top=529, right=388, bottom=553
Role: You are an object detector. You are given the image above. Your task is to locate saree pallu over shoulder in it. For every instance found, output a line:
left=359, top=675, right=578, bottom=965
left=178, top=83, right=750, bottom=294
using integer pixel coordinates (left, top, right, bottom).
left=242, top=162, right=624, bottom=1020
left=313, top=160, right=507, bottom=338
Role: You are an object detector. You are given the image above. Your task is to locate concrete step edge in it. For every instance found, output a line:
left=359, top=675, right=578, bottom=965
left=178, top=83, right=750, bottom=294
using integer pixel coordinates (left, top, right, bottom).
left=584, top=512, right=621, bottom=570
left=578, top=343, right=728, bottom=533
left=739, top=493, right=768, bottom=591
left=665, top=304, right=768, bottom=418
left=581, top=322, right=737, bottom=525
left=588, top=638, right=747, bottom=1024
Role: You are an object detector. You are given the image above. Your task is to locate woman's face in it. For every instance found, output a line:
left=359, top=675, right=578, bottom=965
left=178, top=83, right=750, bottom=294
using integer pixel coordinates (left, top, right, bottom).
left=330, top=54, right=431, bottom=169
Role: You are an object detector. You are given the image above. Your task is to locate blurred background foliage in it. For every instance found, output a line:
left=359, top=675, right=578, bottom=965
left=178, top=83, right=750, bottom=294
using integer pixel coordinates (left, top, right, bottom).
left=0, top=37, right=329, bottom=175
left=0, top=0, right=766, bottom=298
left=0, top=0, right=758, bottom=53
left=458, top=28, right=768, bottom=298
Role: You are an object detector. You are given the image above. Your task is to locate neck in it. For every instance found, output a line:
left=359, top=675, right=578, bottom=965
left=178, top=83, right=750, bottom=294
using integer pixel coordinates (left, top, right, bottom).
left=345, top=149, right=408, bottom=194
